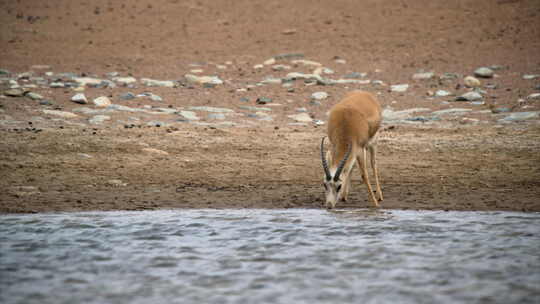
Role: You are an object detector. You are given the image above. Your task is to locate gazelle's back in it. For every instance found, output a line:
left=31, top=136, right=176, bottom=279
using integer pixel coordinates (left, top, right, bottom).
left=328, top=91, right=382, bottom=146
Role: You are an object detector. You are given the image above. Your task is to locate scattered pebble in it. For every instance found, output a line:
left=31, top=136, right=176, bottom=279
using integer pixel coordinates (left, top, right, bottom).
left=71, top=93, right=88, bottom=104
left=88, top=115, right=111, bottom=124
left=474, top=67, right=494, bottom=78
left=184, top=74, right=223, bottom=85
left=272, top=65, right=291, bottom=71
left=142, top=148, right=169, bottom=156
left=42, top=109, right=79, bottom=118
left=256, top=97, right=272, bottom=104
left=92, top=96, right=112, bottom=107
left=291, top=59, right=322, bottom=67
left=113, top=76, right=137, bottom=86
left=527, top=93, right=540, bottom=100
left=499, top=111, right=540, bottom=123
left=464, top=76, right=481, bottom=88
left=141, top=78, right=176, bottom=88
left=412, top=72, right=435, bottom=80
left=455, top=91, right=483, bottom=101
left=4, top=88, right=26, bottom=97
left=435, top=90, right=452, bottom=97
left=178, top=110, right=200, bottom=121
left=107, top=179, right=127, bottom=187
left=288, top=113, right=312, bottom=122
left=390, top=84, right=409, bottom=93
left=263, top=58, right=276, bottom=65
left=344, top=72, right=367, bottom=79
left=74, top=77, right=104, bottom=87
left=25, top=92, right=43, bottom=100
left=261, top=77, right=282, bottom=85
left=311, top=92, right=329, bottom=100
left=281, top=28, right=297, bottom=35
left=188, top=106, right=234, bottom=113
left=119, top=92, right=136, bottom=100
left=522, top=74, right=540, bottom=80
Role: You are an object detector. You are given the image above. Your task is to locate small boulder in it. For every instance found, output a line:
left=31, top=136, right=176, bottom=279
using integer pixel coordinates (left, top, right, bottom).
left=92, top=96, right=112, bottom=107
left=464, top=76, right=481, bottom=88
left=71, top=93, right=88, bottom=104
left=474, top=67, right=494, bottom=78
left=455, top=91, right=483, bottom=101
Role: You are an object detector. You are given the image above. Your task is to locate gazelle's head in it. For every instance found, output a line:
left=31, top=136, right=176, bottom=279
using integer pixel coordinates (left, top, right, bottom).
left=321, top=137, right=352, bottom=209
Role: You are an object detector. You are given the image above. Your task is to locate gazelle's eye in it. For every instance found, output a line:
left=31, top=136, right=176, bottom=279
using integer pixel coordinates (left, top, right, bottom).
left=336, top=184, right=342, bottom=192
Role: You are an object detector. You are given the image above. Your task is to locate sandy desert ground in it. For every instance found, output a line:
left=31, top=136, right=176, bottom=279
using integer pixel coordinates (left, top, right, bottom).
left=1, top=0, right=539, bottom=212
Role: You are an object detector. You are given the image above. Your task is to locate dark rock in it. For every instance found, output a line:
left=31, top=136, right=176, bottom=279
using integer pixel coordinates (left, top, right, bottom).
left=256, top=97, right=272, bottom=104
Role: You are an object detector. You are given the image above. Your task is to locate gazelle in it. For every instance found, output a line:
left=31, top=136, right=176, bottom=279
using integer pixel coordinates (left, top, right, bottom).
left=321, top=90, right=383, bottom=209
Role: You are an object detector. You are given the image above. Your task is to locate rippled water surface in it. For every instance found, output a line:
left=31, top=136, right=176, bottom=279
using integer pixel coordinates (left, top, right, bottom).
left=1, top=209, right=539, bottom=304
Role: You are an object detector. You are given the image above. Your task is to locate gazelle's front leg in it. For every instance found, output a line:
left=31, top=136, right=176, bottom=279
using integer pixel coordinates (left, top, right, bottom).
left=357, top=148, right=379, bottom=207
left=368, top=144, right=383, bottom=201
left=340, top=165, right=354, bottom=202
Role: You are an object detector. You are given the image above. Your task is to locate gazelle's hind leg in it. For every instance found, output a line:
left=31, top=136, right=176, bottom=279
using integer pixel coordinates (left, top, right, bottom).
left=368, top=144, right=383, bottom=201
left=357, top=148, right=379, bottom=207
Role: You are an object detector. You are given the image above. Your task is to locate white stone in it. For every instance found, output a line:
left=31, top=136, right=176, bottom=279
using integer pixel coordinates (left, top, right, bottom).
left=291, top=59, right=322, bottom=67
left=382, top=107, right=431, bottom=121
left=188, top=106, right=234, bottom=113
left=73, top=77, right=104, bottom=87
left=288, top=113, right=313, bottom=122
left=390, top=84, right=409, bottom=92
left=474, top=67, right=494, bottom=78
left=499, top=111, right=539, bottom=122
left=263, top=58, right=276, bottom=65
left=142, top=148, right=169, bottom=155
left=284, top=72, right=323, bottom=82
left=71, top=93, right=88, bottom=104
left=140, top=78, right=175, bottom=87
left=459, top=91, right=483, bottom=101
left=522, top=74, right=540, bottom=80
left=311, top=91, right=329, bottom=100
left=179, top=111, right=200, bottom=120
left=412, top=72, right=435, bottom=80
left=89, top=115, right=111, bottom=124
left=527, top=93, right=540, bottom=100
left=464, top=76, right=481, bottom=88
left=92, top=96, right=112, bottom=108
left=432, top=108, right=472, bottom=115
left=435, top=90, right=452, bottom=97
left=184, top=74, right=223, bottom=85
left=42, top=110, right=79, bottom=118
left=26, top=92, right=43, bottom=100
left=112, top=76, right=137, bottom=85
left=261, top=77, right=282, bottom=85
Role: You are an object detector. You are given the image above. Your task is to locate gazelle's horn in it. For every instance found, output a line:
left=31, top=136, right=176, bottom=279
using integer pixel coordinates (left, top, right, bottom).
left=334, top=143, right=352, bottom=182
left=320, top=137, right=332, bottom=181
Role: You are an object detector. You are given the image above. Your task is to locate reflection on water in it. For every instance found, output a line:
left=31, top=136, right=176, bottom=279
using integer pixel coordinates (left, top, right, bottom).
left=1, top=209, right=539, bottom=304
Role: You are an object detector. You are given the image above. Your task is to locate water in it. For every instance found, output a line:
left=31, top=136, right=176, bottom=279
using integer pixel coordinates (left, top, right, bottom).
left=1, top=209, right=539, bottom=304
